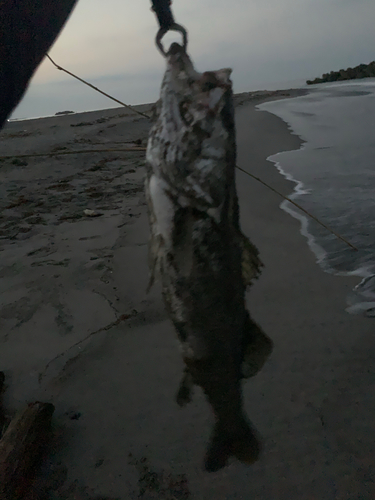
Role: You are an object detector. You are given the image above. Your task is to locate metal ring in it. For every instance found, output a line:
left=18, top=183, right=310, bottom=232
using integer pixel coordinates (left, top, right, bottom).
left=155, top=23, right=188, bottom=56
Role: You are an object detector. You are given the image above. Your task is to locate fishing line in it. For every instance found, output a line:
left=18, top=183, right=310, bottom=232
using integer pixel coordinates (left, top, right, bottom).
left=0, top=148, right=146, bottom=160
left=45, top=54, right=151, bottom=120
left=14, top=55, right=357, bottom=252
left=236, top=165, right=358, bottom=251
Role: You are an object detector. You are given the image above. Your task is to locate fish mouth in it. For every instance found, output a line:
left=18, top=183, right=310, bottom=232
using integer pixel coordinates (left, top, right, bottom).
left=166, top=42, right=232, bottom=120
left=165, top=43, right=232, bottom=100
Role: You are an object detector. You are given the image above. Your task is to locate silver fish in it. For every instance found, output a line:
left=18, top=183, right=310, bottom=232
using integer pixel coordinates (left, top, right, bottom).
left=145, top=43, right=273, bottom=472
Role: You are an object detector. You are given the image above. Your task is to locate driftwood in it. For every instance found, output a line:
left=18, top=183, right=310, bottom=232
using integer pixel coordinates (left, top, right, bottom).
left=0, top=399, right=54, bottom=499
left=0, top=372, right=5, bottom=437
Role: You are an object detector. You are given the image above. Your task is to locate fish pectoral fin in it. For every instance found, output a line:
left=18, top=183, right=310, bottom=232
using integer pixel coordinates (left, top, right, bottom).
left=241, top=317, right=273, bottom=379
left=204, top=417, right=261, bottom=473
left=147, top=233, right=164, bottom=290
left=146, top=257, right=157, bottom=293
left=241, top=232, right=264, bottom=287
left=176, top=369, right=194, bottom=407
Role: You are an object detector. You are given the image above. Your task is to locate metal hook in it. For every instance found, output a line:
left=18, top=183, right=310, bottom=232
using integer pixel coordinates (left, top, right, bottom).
left=155, top=23, right=188, bottom=57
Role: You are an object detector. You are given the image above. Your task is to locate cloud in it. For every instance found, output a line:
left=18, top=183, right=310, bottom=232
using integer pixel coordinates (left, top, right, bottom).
left=15, top=0, right=375, bottom=117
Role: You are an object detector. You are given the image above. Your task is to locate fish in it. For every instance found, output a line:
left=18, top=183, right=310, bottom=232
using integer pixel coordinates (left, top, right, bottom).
left=145, top=42, right=273, bottom=472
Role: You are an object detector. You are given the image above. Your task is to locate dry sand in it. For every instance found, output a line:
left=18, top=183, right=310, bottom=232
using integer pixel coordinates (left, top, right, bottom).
left=0, top=89, right=374, bottom=499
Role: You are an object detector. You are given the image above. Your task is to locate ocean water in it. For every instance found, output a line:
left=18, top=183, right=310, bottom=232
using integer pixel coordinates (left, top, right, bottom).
left=257, top=78, right=375, bottom=317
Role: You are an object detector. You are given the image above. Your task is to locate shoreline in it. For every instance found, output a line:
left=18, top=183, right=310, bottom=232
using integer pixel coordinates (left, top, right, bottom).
left=234, top=100, right=375, bottom=498
left=271, top=149, right=371, bottom=282
left=1, top=89, right=374, bottom=497
left=257, top=89, right=375, bottom=317
left=5, top=88, right=307, bottom=125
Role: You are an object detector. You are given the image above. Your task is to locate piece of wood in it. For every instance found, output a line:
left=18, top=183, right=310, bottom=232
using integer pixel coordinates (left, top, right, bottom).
left=0, top=401, right=54, bottom=499
left=0, top=372, right=5, bottom=438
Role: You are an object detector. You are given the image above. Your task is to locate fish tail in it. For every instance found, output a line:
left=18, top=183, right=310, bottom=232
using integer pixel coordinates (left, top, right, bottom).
left=204, top=416, right=261, bottom=472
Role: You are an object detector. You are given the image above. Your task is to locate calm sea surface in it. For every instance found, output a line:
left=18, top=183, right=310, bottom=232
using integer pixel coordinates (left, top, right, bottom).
left=258, top=79, right=375, bottom=316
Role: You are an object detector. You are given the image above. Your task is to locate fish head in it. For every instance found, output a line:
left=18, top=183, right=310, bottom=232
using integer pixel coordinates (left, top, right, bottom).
left=148, top=42, right=236, bottom=209
left=166, top=42, right=233, bottom=117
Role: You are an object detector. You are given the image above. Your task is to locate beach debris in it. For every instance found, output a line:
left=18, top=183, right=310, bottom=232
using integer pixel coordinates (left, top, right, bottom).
left=59, top=213, right=83, bottom=222
left=5, top=195, right=30, bottom=209
left=83, top=209, right=103, bottom=217
left=128, top=454, right=190, bottom=499
left=70, top=117, right=109, bottom=127
left=11, top=158, right=28, bottom=166
left=0, top=375, right=115, bottom=498
left=65, top=410, right=82, bottom=421
left=0, top=130, right=33, bottom=139
left=0, top=386, right=55, bottom=499
left=145, top=43, right=273, bottom=472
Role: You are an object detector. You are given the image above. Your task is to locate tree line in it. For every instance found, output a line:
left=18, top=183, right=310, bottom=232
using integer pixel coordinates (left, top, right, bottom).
left=307, top=61, right=375, bottom=85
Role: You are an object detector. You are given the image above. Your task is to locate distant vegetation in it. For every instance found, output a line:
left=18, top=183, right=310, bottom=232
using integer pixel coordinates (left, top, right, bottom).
left=307, top=61, right=375, bottom=85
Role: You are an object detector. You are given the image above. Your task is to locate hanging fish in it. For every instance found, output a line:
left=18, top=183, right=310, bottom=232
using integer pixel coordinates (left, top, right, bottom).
left=145, top=42, right=273, bottom=472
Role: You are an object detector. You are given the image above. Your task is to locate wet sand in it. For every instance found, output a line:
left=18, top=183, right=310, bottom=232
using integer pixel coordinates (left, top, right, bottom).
left=1, top=89, right=374, bottom=499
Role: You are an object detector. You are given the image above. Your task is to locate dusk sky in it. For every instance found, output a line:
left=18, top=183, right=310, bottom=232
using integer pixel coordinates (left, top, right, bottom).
left=13, top=0, right=375, bottom=118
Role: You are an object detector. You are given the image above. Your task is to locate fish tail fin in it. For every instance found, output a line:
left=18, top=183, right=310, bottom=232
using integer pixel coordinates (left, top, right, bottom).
left=204, top=416, right=261, bottom=472
left=241, top=315, right=273, bottom=379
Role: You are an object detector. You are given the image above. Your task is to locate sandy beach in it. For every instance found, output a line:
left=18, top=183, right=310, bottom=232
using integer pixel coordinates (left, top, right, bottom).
left=1, top=89, right=374, bottom=499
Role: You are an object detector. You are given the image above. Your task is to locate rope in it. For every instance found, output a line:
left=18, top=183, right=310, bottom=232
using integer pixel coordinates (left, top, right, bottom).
left=45, top=54, right=151, bottom=120
left=236, top=165, right=358, bottom=252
